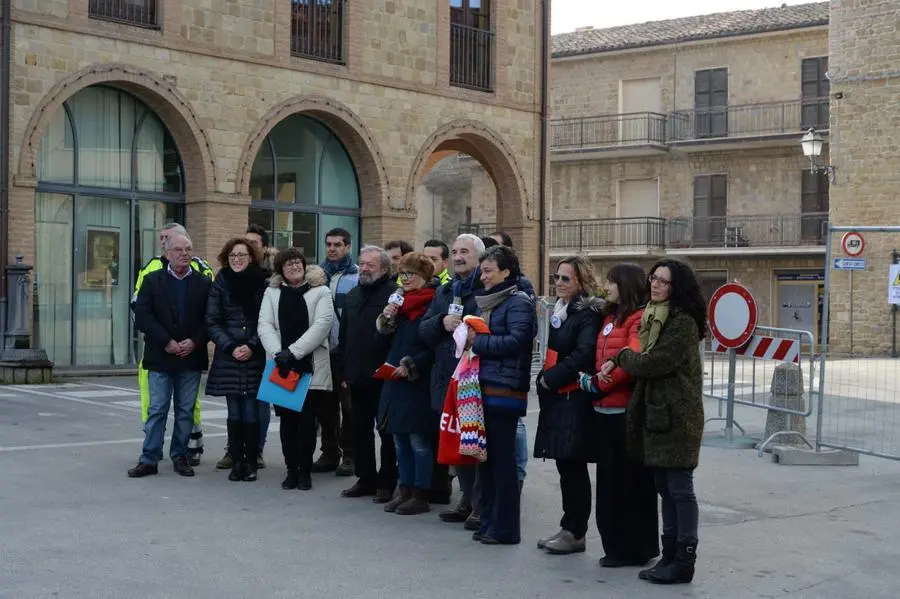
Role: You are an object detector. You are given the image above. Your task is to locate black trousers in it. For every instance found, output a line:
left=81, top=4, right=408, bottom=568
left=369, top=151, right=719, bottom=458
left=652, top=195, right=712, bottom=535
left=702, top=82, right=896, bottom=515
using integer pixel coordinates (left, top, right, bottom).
left=279, top=390, right=321, bottom=474
left=478, top=408, right=521, bottom=543
left=654, top=468, right=699, bottom=544
left=316, top=354, right=354, bottom=460
left=350, top=382, right=397, bottom=491
left=594, top=412, right=659, bottom=560
left=556, top=459, right=592, bottom=538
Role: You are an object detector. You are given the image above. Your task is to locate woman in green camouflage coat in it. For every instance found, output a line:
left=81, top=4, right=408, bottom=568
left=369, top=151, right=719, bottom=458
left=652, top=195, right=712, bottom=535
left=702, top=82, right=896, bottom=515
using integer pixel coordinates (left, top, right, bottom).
left=598, top=259, right=707, bottom=586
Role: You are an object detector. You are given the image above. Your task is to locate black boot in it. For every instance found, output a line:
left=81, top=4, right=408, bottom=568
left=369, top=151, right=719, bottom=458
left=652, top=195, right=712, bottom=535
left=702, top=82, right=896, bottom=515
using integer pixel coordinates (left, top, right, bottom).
left=639, top=535, right=675, bottom=580
left=282, top=469, right=299, bottom=490
left=646, top=541, right=697, bottom=585
left=243, top=421, right=260, bottom=482
left=227, top=421, right=244, bottom=482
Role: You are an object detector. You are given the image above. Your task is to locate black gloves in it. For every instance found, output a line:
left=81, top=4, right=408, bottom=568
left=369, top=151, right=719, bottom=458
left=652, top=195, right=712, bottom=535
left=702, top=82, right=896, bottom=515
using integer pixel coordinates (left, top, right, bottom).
left=275, top=349, right=294, bottom=377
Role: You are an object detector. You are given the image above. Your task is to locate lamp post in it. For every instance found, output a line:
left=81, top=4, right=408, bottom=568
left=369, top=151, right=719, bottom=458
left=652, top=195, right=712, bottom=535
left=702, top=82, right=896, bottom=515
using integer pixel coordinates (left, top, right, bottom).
left=800, top=128, right=836, bottom=184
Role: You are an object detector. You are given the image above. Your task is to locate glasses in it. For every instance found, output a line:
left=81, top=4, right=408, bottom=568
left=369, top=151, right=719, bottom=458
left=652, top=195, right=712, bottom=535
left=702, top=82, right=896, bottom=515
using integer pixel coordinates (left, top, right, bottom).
left=552, top=274, right=572, bottom=284
left=228, top=252, right=250, bottom=260
left=398, top=271, right=420, bottom=280
left=284, top=260, right=305, bottom=269
left=649, top=274, right=672, bottom=286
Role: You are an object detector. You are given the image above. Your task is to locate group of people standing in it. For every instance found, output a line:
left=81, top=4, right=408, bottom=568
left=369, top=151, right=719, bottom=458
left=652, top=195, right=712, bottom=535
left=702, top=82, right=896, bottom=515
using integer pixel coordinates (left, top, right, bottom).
left=125, top=220, right=705, bottom=585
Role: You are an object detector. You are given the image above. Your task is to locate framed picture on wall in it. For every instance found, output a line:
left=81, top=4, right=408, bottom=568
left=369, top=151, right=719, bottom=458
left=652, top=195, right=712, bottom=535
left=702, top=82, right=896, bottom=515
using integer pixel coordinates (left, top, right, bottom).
left=81, top=227, right=120, bottom=289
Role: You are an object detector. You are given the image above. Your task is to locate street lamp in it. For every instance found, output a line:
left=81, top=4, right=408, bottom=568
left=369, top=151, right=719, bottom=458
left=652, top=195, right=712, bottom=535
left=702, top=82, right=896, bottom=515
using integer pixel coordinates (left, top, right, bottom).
left=800, top=128, right=836, bottom=183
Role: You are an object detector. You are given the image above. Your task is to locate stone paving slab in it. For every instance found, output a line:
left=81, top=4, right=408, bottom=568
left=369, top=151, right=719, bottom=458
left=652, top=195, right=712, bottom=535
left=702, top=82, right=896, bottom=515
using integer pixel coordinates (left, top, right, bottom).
left=2, top=377, right=900, bottom=599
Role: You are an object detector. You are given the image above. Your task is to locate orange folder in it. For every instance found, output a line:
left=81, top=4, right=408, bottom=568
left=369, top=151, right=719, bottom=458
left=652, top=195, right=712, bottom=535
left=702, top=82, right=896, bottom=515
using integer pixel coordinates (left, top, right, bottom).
left=543, top=349, right=580, bottom=394
left=463, top=315, right=491, bottom=334
left=373, top=363, right=398, bottom=380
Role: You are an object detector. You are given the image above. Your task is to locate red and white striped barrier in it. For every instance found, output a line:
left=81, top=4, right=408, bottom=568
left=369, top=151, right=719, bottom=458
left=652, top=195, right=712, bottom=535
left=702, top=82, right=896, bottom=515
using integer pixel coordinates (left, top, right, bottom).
left=710, top=334, right=801, bottom=364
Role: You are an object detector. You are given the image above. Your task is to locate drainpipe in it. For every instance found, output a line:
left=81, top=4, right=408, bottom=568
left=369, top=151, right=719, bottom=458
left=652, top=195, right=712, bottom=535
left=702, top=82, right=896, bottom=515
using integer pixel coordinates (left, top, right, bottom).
left=538, top=0, right=549, bottom=295
left=0, top=0, right=11, bottom=348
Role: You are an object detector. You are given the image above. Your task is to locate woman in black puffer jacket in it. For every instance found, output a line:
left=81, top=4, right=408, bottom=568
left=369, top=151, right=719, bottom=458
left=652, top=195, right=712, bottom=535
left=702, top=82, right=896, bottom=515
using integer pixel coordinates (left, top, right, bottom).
left=205, top=237, right=268, bottom=482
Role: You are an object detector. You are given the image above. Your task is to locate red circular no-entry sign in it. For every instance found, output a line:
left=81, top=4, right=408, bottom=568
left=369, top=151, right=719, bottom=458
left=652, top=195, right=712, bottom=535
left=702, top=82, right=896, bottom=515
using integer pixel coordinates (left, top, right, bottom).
left=708, top=283, right=758, bottom=349
left=841, top=231, right=865, bottom=257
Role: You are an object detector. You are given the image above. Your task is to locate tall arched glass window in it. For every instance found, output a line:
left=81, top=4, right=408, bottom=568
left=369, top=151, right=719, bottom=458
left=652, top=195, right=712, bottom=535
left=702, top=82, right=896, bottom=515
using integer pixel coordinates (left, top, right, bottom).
left=34, top=85, right=186, bottom=367
left=248, top=115, right=360, bottom=264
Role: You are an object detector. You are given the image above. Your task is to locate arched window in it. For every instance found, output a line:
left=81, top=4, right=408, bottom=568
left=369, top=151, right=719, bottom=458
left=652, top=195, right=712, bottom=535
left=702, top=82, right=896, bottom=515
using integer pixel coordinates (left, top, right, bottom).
left=34, top=86, right=186, bottom=367
left=248, top=115, right=360, bottom=264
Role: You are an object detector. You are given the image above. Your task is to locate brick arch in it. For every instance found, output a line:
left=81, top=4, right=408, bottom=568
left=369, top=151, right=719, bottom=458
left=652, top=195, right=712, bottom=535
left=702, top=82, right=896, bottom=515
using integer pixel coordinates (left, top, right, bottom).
left=236, top=96, right=390, bottom=214
left=407, top=120, right=532, bottom=226
left=18, top=63, right=217, bottom=194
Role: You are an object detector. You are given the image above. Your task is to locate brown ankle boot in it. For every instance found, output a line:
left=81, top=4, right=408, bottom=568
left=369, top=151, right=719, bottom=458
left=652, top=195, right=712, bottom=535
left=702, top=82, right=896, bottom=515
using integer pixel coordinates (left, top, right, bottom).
left=396, top=488, right=431, bottom=515
left=384, top=486, right=412, bottom=513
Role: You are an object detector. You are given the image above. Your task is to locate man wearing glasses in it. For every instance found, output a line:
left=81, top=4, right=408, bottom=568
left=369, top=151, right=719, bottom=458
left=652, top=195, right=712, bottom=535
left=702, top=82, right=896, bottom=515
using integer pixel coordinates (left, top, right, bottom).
left=132, top=223, right=214, bottom=466
left=128, top=233, right=212, bottom=478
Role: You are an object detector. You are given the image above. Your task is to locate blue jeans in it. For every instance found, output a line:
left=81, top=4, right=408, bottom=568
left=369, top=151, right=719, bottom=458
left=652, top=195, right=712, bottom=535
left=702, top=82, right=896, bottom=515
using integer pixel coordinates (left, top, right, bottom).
left=140, top=370, right=202, bottom=465
left=226, top=395, right=259, bottom=422
left=258, top=401, right=271, bottom=448
left=515, top=417, right=528, bottom=482
left=394, top=433, right=434, bottom=489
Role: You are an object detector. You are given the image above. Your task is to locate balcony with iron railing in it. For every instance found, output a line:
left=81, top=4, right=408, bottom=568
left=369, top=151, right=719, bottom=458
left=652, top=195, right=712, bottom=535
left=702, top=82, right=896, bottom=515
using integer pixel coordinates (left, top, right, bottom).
left=291, top=0, right=346, bottom=64
left=540, top=212, right=828, bottom=256
left=450, top=23, right=494, bottom=92
left=551, top=112, right=668, bottom=159
left=666, top=212, right=829, bottom=251
left=550, top=97, right=830, bottom=158
left=89, top=0, right=158, bottom=28
left=667, top=97, right=830, bottom=144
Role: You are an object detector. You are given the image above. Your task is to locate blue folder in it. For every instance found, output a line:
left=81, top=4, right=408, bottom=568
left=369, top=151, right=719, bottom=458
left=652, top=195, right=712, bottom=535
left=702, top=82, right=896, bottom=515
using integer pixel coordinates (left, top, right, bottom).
left=257, top=360, right=312, bottom=412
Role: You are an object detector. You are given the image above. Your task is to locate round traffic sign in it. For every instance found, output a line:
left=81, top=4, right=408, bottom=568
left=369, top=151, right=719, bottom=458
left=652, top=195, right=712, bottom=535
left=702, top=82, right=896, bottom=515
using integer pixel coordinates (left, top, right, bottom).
left=841, top=231, right=865, bottom=257
left=708, top=283, right=758, bottom=349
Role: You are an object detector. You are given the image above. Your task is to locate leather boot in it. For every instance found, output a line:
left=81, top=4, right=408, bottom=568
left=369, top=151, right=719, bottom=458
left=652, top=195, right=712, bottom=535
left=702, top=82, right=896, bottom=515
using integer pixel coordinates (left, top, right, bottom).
left=384, top=486, right=412, bottom=513
left=543, top=530, right=586, bottom=555
left=227, top=421, right=244, bottom=482
left=243, top=421, right=260, bottom=482
left=639, top=535, right=676, bottom=580
left=646, top=541, right=697, bottom=585
left=396, top=488, right=431, bottom=515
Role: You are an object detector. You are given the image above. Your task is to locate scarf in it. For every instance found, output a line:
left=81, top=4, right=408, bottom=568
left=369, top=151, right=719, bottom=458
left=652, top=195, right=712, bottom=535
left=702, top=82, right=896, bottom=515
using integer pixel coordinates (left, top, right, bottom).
left=220, top=265, right=267, bottom=322
left=399, top=286, right=436, bottom=321
left=451, top=267, right=482, bottom=301
left=475, top=280, right=519, bottom=323
left=639, top=300, right=670, bottom=352
left=321, top=254, right=358, bottom=282
left=551, top=298, right=570, bottom=327
left=278, top=282, right=313, bottom=374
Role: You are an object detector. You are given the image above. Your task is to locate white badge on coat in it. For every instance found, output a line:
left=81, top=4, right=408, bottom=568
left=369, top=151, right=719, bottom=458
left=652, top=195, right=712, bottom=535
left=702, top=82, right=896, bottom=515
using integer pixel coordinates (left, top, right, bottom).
left=550, top=315, right=562, bottom=329
left=602, top=322, right=614, bottom=336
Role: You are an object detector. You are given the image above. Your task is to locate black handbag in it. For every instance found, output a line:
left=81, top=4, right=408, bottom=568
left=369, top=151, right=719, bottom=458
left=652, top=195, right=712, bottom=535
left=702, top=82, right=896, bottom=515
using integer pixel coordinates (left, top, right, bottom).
left=533, top=388, right=593, bottom=462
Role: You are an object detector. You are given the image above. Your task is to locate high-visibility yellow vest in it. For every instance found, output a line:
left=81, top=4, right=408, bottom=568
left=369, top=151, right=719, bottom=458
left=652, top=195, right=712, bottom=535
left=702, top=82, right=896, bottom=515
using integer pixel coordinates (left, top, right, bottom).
left=131, top=255, right=214, bottom=305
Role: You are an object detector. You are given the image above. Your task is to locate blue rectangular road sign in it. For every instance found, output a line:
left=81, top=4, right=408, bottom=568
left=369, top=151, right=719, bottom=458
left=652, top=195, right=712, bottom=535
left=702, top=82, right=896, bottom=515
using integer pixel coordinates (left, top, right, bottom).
left=832, top=257, right=867, bottom=270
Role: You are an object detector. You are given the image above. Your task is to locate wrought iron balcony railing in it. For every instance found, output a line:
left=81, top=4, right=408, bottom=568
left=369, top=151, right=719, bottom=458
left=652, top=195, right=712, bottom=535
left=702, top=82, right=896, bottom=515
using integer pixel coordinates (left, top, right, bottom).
left=450, top=23, right=494, bottom=92
left=667, top=97, right=830, bottom=142
left=552, top=112, right=667, bottom=151
left=291, top=0, right=346, bottom=64
left=550, top=218, right=668, bottom=251
left=89, top=0, right=158, bottom=28
left=666, top=212, right=829, bottom=249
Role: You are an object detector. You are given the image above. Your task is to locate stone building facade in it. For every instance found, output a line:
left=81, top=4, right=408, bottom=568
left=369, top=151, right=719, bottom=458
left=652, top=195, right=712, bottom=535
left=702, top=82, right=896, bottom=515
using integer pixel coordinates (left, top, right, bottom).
left=2, top=0, right=546, bottom=367
left=825, top=0, right=900, bottom=355
left=547, top=3, right=833, bottom=346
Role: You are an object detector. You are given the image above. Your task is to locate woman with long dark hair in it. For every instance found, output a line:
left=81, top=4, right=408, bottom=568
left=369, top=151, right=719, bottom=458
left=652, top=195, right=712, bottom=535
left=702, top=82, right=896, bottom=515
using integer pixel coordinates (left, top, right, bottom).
left=599, top=258, right=706, bottom=585
left=588, top=263, right=659, bottom=567
left=533, top=256, right=603, bottom=555
left=258, top=249, right=334, bottom=491
left=205, top=237, right=268, bottom=482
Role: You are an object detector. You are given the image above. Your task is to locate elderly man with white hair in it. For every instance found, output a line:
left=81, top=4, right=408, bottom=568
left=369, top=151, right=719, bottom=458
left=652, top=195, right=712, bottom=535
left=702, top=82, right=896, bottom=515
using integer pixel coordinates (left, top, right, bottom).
left=420, top=233, right=487, bottom=529
left=128, top=233, right=212, bottom=478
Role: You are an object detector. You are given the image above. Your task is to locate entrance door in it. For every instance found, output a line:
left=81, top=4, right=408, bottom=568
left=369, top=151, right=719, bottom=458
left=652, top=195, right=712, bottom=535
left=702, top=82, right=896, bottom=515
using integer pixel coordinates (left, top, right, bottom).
left=777, top=282, right=817, bottom=340
left=619, top=78, right=662, bottom=143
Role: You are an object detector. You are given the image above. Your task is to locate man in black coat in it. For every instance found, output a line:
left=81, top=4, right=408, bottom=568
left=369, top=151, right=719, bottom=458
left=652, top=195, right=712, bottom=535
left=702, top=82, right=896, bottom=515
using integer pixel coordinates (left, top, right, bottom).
left=338, top=245, right=398, bottom=501
left=128, top=233, right=211, bottom=479
left=420, top=233, right=486, bottom=528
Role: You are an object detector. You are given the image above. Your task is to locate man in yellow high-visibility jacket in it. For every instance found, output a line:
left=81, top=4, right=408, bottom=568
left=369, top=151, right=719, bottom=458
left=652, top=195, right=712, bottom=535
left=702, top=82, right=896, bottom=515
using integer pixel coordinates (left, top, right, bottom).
left=423, top=239, right=451, bottom=286
left=132, top=223, right=214, bottom=466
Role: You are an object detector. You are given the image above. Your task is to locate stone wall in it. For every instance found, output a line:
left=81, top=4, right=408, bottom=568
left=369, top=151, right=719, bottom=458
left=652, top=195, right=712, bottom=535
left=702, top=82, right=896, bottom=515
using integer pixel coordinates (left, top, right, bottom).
left=827, top=0, right=900, bottom=355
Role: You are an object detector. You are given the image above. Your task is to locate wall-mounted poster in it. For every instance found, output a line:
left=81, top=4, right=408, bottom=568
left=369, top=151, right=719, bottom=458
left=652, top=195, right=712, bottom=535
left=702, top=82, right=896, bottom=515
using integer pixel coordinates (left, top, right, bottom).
left=82, top=228, right=120, bottom=288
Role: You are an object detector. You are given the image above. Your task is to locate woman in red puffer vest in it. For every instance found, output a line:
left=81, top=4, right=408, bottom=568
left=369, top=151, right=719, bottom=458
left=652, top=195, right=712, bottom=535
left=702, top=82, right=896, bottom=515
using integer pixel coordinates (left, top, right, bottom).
left=586, top=263, right=659, bottom=568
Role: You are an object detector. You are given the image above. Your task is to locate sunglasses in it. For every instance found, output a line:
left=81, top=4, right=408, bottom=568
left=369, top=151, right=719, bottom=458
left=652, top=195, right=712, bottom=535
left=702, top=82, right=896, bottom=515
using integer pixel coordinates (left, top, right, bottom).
left=552, top=274, right=572, bottom=284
